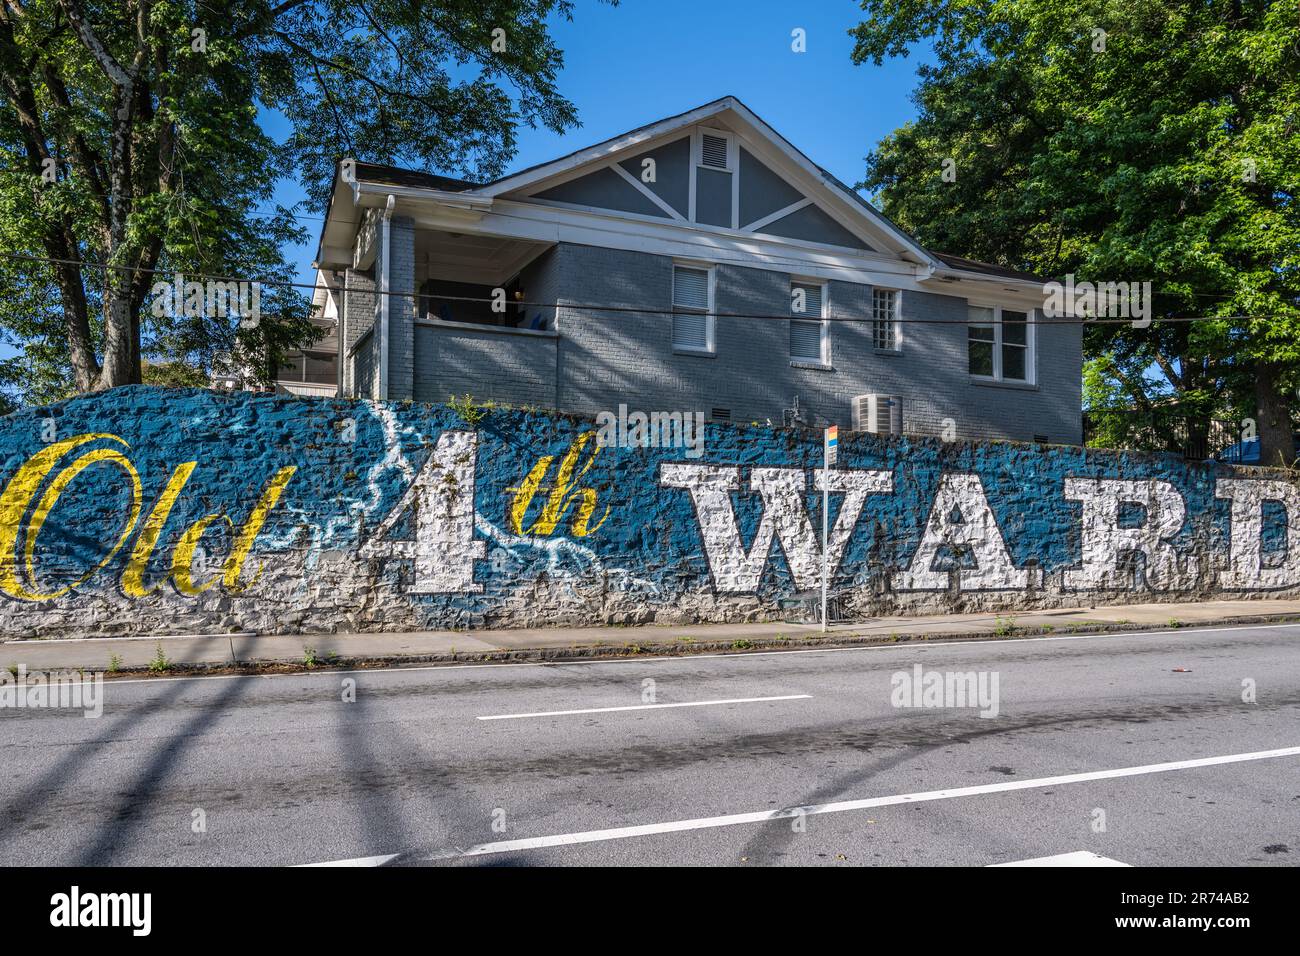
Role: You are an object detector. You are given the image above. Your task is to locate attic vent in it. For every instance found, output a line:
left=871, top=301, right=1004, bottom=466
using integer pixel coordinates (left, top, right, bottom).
left=710, top=407, right=731, bottom=423
left=851, top=394, right=902, bottom=435
left=700, top=133, right=730, bottom=171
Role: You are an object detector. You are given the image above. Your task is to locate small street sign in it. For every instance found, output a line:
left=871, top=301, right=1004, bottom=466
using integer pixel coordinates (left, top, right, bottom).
left=821, top=425, right=838, bottom=631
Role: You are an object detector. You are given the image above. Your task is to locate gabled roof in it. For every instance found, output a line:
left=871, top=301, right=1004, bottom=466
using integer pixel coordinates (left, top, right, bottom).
left=933, top=253, right=1048, bottom=284
left=351, top=162, right=481, bottom=193
left=317, top=97, right=1047, bottom=288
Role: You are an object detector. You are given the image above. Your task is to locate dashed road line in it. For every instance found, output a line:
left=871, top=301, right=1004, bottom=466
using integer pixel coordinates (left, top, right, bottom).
left=477, top=694, right=812, bottom=721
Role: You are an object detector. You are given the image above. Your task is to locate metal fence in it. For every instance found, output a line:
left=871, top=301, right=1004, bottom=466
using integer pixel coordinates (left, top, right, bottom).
left=1083, top=408, right=1237, bottom=461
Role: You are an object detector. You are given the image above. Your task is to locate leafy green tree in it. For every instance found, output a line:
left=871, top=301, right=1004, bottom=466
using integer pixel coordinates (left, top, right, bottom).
left=852, top=0, right=1300, bottom=464
left=0, top=0, right=606, bottom=405
left=141, top=357, right=207, bottom=388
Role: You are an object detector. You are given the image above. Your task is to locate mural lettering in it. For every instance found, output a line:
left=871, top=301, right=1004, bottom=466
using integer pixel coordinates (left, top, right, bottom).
left=660, top=463, right=891, bottom=592
left=1064, top=478, right=1193, bottom=591
left=507, top=431, right=610, bottom=537
left=4, top=390, right=1300, bottom=639
left=1216, top=479, right=1300, bottom=589
left=359, top=430, right=483, bottom=593
left=893, top=473, right=1035, bottom=591
left=0, top=432, right=294, bottom=602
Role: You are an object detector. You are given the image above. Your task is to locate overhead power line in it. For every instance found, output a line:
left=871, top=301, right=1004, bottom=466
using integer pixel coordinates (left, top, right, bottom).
left=1, top=252, right=1292, bottom=327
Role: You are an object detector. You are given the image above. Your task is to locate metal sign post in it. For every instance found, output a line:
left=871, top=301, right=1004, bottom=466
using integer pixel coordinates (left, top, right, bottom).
left=822, top=425, right=837, bottom=633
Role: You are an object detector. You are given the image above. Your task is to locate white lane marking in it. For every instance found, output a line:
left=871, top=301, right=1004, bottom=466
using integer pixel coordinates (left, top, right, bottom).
left=419, top=745, right=1300, bottom=860
left=990, top=850, right=1131, bottom=867
left=477, top=694, right=812, bottom=721
left=295, top=853, right=398, bottom=867
left=26, top=621, right=1300, bottom=688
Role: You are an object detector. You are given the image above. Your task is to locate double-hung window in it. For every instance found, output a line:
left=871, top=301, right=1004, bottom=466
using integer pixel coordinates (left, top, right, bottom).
left=968, top=304, right=1033, bottom=383
left=872, top=288, right=900, bottom=351
left=672, top=264, right=714, bottom=353
left=789, top=280, right=828, bottom=364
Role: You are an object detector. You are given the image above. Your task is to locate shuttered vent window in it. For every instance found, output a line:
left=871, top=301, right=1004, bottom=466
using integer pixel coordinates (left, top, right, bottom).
left=790, top=282, right=826, bottom=362
left=672, top=265, right=712, bottom=351
left=700, top=133, right=730, bottom=170
left=790, top=282, right=823, bottom=318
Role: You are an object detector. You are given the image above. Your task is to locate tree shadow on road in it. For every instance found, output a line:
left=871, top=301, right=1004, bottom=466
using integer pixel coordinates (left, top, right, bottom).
left=0, top=677, right=191, bottom=863
left=74, top=676, right=253, bottom=866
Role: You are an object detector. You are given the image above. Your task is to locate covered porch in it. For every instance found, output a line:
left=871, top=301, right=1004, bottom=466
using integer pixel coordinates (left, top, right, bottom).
left=414, top=228, right=556, bottom=332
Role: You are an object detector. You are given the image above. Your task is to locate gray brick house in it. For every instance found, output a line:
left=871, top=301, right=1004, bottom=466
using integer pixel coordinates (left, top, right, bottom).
left=309, top=97, right=1081, bottom=444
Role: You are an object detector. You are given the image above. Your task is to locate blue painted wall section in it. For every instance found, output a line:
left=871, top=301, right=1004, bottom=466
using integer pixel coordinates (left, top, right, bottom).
left=0, top=387, right=1294, bottom=637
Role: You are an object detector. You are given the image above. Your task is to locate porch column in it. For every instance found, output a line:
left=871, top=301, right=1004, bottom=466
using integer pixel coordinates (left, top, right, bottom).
left=375, top=214, right=417, bottom=401
left=341, top=266, right=375, bottom=398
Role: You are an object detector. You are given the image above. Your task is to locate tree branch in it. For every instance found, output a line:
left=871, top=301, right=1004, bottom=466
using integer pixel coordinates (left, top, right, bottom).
left=234, top=0, right=316, bottom=41
left=56, top=0, right=129, bottom=86
left=1151, top=349, right=1182, bottom=391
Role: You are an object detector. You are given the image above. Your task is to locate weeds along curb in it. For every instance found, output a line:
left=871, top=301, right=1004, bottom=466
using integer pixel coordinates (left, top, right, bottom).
left=86, top=612, right=1300, bottom=680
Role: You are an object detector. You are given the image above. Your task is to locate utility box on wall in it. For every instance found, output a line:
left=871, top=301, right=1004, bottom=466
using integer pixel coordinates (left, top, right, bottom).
left=852, top=393, right=903, bottom=435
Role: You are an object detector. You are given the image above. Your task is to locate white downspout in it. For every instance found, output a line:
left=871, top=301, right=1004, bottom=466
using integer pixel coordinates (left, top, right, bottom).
left=379, top=194, right=395, bottom=400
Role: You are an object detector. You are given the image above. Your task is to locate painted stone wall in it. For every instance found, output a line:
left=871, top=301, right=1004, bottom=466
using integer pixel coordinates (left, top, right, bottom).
left=1, top=387, right=1296, bottom=638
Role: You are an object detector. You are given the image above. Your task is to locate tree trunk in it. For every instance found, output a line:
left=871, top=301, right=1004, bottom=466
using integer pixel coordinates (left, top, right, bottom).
left=1255, top=360, right=1296, bottom=468
left=54, top=254, right=99, bottom=392
left=95, top=276, right=137, bottom=390
left=93, top=85, right=139, bottom=391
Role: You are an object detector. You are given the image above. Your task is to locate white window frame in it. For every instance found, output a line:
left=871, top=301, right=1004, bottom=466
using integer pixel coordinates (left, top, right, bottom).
left=789, top=278, right=829, bottom=366
left=872, top=287, right=902, bottom=352
left=671, top=260, right=716, bottom=354
left=968, top=302, right=1036, bottom=384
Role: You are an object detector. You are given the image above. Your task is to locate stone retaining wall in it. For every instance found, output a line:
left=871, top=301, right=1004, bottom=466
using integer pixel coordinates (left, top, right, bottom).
left=1, top=387, right=1294, bottom=637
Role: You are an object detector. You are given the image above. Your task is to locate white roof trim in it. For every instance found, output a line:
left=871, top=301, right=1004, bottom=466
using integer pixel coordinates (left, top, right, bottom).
left=354, top=181, right=493, bottom=213
left=924, top=265, right=1047, bottom=293
left=477, top=99, right=733, bottom=199
left=721, top=99, right=940, bottom=268
left=402, top=197, right=1049, bottom=308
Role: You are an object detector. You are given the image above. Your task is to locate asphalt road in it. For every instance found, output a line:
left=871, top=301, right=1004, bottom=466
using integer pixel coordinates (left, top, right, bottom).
left=1, top=623, right=1297, bottom=867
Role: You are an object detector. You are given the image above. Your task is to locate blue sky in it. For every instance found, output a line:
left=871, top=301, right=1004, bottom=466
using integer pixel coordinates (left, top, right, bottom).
left=272, top=0, right=935, bottom=286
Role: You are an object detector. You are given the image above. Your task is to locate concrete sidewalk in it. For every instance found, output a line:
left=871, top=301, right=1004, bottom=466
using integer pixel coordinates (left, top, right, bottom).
left=4, top=598, right=1299, bottom=674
